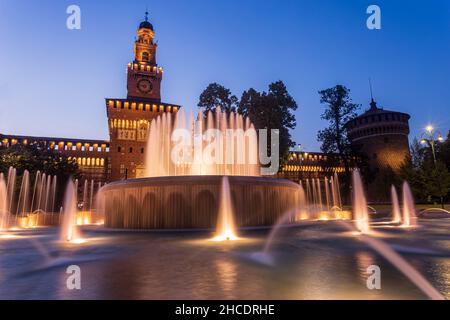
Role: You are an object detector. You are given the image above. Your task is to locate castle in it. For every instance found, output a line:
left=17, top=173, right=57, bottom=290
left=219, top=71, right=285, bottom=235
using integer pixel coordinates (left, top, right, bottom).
left=0, top=14, right=410, bottom=202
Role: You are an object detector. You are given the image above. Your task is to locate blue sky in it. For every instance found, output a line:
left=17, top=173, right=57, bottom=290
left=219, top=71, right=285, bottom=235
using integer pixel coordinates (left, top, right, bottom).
left=0, top=0, right=449, bottom=151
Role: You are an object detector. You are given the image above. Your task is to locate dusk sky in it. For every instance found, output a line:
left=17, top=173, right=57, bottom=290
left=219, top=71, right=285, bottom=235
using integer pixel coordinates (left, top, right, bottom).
left=0, top=0, right=449, bottom=151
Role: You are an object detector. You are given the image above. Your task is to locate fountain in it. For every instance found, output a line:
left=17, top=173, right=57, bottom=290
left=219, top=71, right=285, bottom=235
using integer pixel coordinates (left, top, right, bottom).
left=402, top=181, right=417, bottom=227
left=391, top=185, right=401, bottom=224
left=0, top=174, right=8, bottom=230
left=101, top=109, right=301, bottom=229
left=212, top=177, right=239, bottom=241
left=352, top=169, right=371, bottom=234
left=60, top=180, right=81, bottom=242
left=6, top=167, right=16, bottom=216
left=16, top=170, right=30, bottom=226
left=297, top=176, right=350, bottom=221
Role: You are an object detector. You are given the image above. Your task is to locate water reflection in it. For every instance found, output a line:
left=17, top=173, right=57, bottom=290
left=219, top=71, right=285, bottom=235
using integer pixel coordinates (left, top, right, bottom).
left=0, top=221, right=449, bottom=300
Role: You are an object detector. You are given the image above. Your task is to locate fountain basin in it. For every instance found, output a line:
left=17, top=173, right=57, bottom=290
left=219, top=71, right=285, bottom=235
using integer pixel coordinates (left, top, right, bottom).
left=101, top=176, right=301, bottom=229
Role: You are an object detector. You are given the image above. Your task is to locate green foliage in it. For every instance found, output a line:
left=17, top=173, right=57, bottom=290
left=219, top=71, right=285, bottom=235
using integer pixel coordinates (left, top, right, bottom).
left=198, top=83, right=238, bottom=114
left=239, top=81, right=298, bottom=165
left=420, top=161, right=450, bottom=203
left=198, top=81, right=298, bottom=168
left=0, top=143, right=78, bottom=177
left=438, top=130, right=450, bottom=168
left=400, top=136, right=450, bottom=206
left=317, top=85, right=360, bottom=155
left=0, top=143, right=80, bottom=209
left=316, top=85, right=360, bottom=200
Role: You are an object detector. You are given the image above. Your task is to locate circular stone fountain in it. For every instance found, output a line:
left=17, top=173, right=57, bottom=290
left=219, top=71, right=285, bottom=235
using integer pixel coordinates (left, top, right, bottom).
left=102, top=175, right=300, bottom=229
left=100, top=108, right=303, bottom=230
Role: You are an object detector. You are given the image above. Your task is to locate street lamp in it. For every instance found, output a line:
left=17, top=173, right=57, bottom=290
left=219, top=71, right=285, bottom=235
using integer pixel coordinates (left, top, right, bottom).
left=420, top=125, right=444, bottom=165
left=421, top=124, right=445, bottom=208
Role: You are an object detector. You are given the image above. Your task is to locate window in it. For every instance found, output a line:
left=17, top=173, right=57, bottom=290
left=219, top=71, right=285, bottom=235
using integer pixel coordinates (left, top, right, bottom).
left=118, top=146, right=122, bottom=153
left=129, top=147, right=133, bottom=153
left=142, top=52, right=149, bottom=62
left=141, top=148, right=145, bottom=154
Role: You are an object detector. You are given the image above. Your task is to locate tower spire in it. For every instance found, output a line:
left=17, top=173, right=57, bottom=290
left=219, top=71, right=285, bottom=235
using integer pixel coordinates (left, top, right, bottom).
left=369, top=78, right=378, bottom=110
left=145, top=8, right=149, bottom=22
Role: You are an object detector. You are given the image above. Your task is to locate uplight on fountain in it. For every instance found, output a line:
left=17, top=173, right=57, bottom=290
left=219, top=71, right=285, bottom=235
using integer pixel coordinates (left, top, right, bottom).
left=212, top=177, right=239, bottom=242
left=391, top=185, right=401, bottom=224
left=60, top=180, right=84, bottom=243
left=0, top=174, right=8, bottom=231
left=352, top=169, right=371, bottom=234
left=401, top=181, right=417, bottom=228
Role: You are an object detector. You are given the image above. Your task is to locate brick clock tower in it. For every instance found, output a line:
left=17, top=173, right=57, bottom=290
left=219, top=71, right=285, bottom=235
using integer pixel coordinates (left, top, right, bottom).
left=106, top=13, right=181, bottom=181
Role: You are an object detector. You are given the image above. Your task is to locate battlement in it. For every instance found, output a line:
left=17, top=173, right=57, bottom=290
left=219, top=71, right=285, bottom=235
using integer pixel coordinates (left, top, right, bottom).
left=106, top=99, right=180, bottom=113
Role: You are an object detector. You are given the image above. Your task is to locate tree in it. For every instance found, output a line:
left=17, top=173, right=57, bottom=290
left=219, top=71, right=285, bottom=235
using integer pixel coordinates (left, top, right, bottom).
left=317, top=85, right=360, bottom=195
left=410, top=138, right=426, bottom=168
left=438, top=130, right=450, bottom=169
left=198, top=83, right=238, bottom=114
left=420, top=161, right=450, bottom=207
left=0, top=143, right=79, bottom=210
left=400, top=138, right=450, bottom=207
left=238, top=81, right=298, bottom=167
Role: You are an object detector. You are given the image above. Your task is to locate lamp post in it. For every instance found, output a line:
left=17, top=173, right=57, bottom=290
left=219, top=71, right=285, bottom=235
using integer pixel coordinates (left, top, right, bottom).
left=420, top=125, right=445, bottom=207
left=420, top=125, right=444, bottom=165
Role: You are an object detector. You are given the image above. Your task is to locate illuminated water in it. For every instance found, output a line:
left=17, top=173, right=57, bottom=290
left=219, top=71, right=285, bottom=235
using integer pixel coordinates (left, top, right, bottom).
left=212, top=177, right=239, bottom=241
left=1, top=219, right=449, bottom=299
left=352, top=170, right=371, bottom=234
left=60, top=181, right=81, bottom=242
left=144, top=108, right=259, bottom=177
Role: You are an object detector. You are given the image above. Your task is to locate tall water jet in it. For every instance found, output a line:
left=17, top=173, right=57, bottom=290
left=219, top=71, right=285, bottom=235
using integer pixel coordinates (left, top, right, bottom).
left=352, top=170, right=371, bottom=234
left=402, top=182, right=417, bottom=227
left=333, top=173, right=342, bottom=209
left=74, top=179, right=79, bottom=208
left=391, top=185, right=401, bottom=224
left=212, top=177, right=239, bottom=241
left=316, top=178, right=323, bottom=210
left=89, top=180, right=94, bottom=211
left=30, top=171, right=41, bottom=212
left=37, top=173, right=47, bottom=212
left=145, top=109, right=259, bottom=177
left=82, top=180, right=88, bottom=211
left=0, top=174, right=9, bottom=230
left=50, top=176, right=57, bottom=213
left=43, top=174, right=51, bottom=212
left=16, top=170, right=30, bottom=219
left=60, top=180, right=81, bottom=242
left=6, top=167, right=16, bottom=215
left=324, top=177, right=331, bottom=211
left=305, top=179, right=313, bottom=209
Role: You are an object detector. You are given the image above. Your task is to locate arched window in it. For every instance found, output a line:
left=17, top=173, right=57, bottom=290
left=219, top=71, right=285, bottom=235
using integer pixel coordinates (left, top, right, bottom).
left=142, top=52, right=150, bottom=62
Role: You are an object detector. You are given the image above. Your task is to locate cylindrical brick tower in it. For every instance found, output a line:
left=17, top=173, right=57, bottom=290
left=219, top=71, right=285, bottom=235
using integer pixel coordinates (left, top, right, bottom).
left=346, top=99, right=411, bottom=202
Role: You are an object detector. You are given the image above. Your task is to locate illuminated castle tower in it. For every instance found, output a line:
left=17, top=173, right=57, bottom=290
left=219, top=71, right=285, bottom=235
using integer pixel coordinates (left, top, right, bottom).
left=127, top=12, right=162, bottom=101
left=106, top=13, right=181, bottom=181
left=346, top=98, right=411, bottom=202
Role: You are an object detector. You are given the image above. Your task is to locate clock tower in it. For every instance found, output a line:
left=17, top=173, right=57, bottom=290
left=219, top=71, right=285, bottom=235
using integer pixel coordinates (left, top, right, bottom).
left=127, top=12, right=162, bottom=101
left=105, top=12, right=181, bottom=182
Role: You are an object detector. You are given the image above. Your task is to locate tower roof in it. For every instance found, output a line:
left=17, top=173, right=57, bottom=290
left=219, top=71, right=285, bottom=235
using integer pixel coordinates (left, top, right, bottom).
left=139, top=11, right=154, bottom=31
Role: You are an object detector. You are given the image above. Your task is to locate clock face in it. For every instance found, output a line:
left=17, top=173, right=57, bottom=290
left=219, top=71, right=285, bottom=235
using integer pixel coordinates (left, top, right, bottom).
left=137, top=79, right=153, bottom=94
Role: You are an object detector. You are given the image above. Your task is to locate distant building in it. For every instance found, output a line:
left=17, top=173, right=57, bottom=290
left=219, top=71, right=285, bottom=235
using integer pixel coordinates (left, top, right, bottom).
left=278, top=151, right=347, bottom=182
left=345, top=99, right=411, bottom=202
left=0, top=134, right=110, bottom=184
